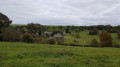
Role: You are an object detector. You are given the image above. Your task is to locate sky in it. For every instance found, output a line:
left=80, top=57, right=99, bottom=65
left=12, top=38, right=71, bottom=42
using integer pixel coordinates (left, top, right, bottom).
left=0, top=0, right=120, bottom=26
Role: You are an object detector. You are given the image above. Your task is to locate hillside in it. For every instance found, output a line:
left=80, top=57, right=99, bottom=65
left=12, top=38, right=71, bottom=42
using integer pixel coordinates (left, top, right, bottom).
left=64, top=30, right=120, bottom=45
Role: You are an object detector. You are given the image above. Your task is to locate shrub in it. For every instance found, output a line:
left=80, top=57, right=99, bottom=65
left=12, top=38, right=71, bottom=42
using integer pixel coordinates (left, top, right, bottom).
left=22, top=32, right=33, bottom=43
left=57, top=40, right=64, bottom=45
left=117, top=31, right=120, bottom=39
left=113, top=40, right=120, bottom=48
left=48, top=38, right=55, bottom=44
left=65, top=29, right=71, bottom=33
left=33, top=37, right=46, bottom=44
left=74, top=29, right=80, bottom=33
left=100, top=32, right=113, bottom=47
left=0, top=34, right=3, bottom=41
left=106, top=29, right=118, bottom=33
left=89, top=29, right=99, bottom=35
left=90, top=39, right=99, bottom=47
left=74, top=33, right=80, bottom=38
left=1, top=28, right=21, bottom=42
left=68, top=42, right=78, bottom=46
left=74, top=40, right=78, bottom=43
left=63, top=42, right=78, bottom=46
left=72, top=33, right=80, bottom=38
left=31, top=34, right=37, bottom=38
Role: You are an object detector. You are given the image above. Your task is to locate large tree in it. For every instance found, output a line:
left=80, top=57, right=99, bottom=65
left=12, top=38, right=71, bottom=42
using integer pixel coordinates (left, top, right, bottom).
left=0, top=13, right=12, bottom=41
left=27, top=23, right=46, bottom=36
left=0, top=13, right=12, bottom=30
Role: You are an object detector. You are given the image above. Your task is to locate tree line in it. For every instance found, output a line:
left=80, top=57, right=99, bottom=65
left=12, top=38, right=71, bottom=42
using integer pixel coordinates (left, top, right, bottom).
left=0, top=13, right=120, bottom=47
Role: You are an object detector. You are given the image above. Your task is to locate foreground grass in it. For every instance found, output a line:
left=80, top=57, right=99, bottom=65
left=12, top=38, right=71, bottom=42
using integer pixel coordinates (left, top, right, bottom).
left=0, top=42, right=120, bottom=67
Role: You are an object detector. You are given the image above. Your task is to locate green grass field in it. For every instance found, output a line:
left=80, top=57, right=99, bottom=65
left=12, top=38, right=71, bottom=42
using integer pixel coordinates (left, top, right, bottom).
left=0, top=42, right=120, bottom=67
left=64, top=30, right=120, bottom=45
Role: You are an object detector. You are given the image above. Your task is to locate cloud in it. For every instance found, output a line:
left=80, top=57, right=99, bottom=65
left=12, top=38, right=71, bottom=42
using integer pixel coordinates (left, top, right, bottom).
left=0, top=0, right=120, bottom=25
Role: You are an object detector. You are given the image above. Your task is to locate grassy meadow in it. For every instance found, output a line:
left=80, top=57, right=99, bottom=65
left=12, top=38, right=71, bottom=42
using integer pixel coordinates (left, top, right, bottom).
left=64, top=30, right=120, bottom=45
left=0, top=42, right=120, bottom=67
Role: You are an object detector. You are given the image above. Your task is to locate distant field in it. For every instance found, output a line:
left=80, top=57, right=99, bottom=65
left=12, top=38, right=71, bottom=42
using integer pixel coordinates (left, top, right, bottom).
left=0, top=42, right=120, bottom=67
left=64, top=30, right=120, bottom=45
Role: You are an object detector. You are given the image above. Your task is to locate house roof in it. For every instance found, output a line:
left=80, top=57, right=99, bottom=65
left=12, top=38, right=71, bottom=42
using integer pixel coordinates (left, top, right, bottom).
left=53, top=33, right=62, bottom=38
left=44, top=31, right=52, bottom=35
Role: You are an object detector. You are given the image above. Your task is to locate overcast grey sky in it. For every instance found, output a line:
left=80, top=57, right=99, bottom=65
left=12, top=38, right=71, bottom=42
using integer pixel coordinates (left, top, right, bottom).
left=0, top=0, right=120, bottom=25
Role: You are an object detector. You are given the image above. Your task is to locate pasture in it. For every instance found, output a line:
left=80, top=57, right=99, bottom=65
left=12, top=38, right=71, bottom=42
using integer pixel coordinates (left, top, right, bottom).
left=64, top=30, right=120, bottom=46
left=0, top=42, right=120, bottom=67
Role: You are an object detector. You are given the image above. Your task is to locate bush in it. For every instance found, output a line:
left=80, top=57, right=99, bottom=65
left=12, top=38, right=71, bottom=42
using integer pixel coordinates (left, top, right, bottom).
left=100, top=32, right=113, bottom=47
left=72, top=33, right=80, bottom=38
left=113, top=40, right=120, bottom=48
left=33, top=37, right=46, bottom=44
left=22, top=32, right=33, bottom=43
left=74, top=29, right=80, bottom=33
left=31, top=34, right=37, bottom=38
left=0, top=34, right=3, bottom=41
left=74, top=33, right=80, bottom=38
left=90, top=39, right=99, bottom=47
left=106, top=29, right=118, bottom=33
left=65, top=29, right=71, bottom=33
left=89, top=29, right=99, bottom=35
left=57, top=40, right=64, bottom=45
left=48, top=38, right=55, bottom=44
left=1, top=28, right=21, bottom=42
left=117, top=31, right=120, bottom=39
left=113, top=44, right=120, bottom=48
left=68, top=43, right=78, bottom=46
left=74, top=40, right=78, bottom=43
left=63, top=42, right=78, bottom=46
